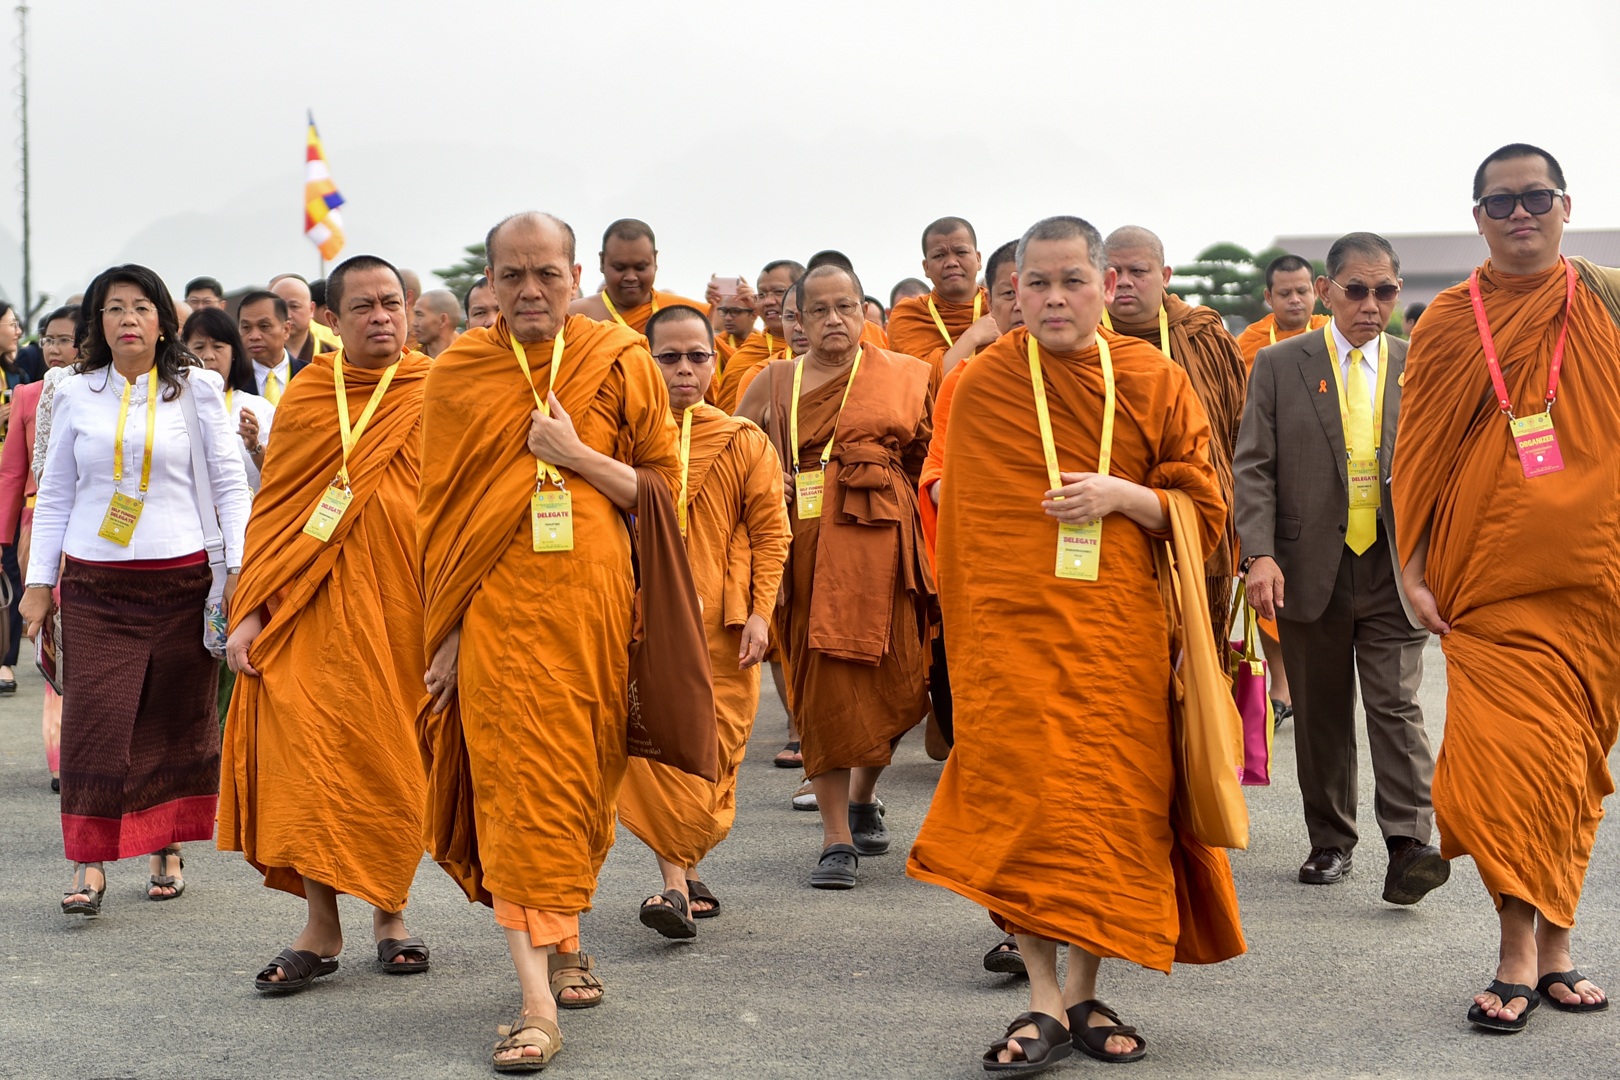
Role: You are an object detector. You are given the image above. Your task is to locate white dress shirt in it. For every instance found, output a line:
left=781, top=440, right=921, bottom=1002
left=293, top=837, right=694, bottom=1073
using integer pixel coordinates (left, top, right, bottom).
left=1328, top=321, right=1381, bottom=413
left=27, top=366, right=252, bottom=585
left=225, top=387, right=276, bottom=492
left=253, top=349, right=295, bottom=400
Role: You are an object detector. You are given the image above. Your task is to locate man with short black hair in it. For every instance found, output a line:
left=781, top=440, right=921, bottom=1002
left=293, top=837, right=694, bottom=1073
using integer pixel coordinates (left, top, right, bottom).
left=185, top=276, right=226, bottom=310
left=710, top=260, right=805, bottom=413
left=465, top=278, right=498, bottom=331
left=888, top=217, right=994, bottom=378
left=567, top=219, right=706, bottom=331
left=1237, top=254, right=1330, bottom=371
left=238, top=290, right=306, bottom=404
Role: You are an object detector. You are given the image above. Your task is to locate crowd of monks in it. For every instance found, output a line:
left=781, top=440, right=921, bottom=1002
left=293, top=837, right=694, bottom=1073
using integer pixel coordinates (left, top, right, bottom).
left=69, top=140, right=1611, bottom=1074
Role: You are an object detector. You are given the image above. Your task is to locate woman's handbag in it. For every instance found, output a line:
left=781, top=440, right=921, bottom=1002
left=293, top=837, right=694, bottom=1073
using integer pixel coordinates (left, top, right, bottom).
left=1227, top=580, right=1275, bottom=786
left=178, top=376, right=228, bottom=659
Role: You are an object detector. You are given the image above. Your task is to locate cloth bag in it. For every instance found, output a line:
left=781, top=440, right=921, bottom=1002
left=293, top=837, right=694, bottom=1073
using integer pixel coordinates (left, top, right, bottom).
left=178, top=373, right=228, bottom=658
left=1227, top=580, right=1275, bottom=786
left=623, top=467, right=719, bottom=783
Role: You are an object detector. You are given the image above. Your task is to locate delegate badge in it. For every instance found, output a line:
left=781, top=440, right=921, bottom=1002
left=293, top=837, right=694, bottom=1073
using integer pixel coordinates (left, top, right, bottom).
left=1347, top=458, right=1382, bottom=509
left=302, top=480, right=354, bottom=543
left=97, top=492, right=145, bottom=546
left=1055, top=520, right=1102, bottom=581
left=532, top=488, right=574, bottom=552
left=795, top=469, right=825, bottom=520
left=1510, top=413, right=1565, bottom=478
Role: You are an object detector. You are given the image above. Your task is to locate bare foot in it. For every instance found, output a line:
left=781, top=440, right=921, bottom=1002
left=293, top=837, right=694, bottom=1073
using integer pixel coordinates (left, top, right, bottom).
left=1475, top=958, right=1538, bottom=1022
left=1079, top=1003, right=1142, bottom=1057
left=996, top=1016, right=1069, bottom=1065
left=1538, top=948, right=1608, bottom=1009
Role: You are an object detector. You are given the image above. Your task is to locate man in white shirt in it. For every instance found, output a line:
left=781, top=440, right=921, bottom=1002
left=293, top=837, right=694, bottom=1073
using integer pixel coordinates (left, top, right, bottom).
left=237, top=291, right=305, bottom=406
left=1234, top=231, right=1445, bottom=906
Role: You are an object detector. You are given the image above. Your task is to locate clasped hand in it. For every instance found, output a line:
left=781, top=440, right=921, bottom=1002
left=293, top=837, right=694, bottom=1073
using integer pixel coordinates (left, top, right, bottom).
left=1043, top=471, right=1127, bottom=524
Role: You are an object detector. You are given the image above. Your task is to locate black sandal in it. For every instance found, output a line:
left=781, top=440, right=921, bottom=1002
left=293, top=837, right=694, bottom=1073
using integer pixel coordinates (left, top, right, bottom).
left=148, top=846, right=185, bottom=901
left=983, top=934, right=1027, bottom=975
left=1536, top=970, right=1607, bottom=1013
left=639, top=888, right=697, bottom=939
left=810, top=843, right=858, bottom=890
left=983, top=1010, right=1071, bottom=1073
left=376, top=936, right=430, bottom=974
left=1068, top=999, right=1147, bottom=1063
left=61, top=862, right=105, bottom=917
left=1466, top=979, right=1540, bottom=1032
left=686, top=879, right=721, bottom=919
left=773, top=741, right=802, bottom=768
left=254, top=947, right=340, bottom=994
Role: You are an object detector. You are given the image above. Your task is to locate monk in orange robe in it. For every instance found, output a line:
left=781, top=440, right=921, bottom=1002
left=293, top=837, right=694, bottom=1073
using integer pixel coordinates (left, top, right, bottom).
left=908, top=216, right=1245, bottom=1070
left=219, top=256, right=432, bottom=993
left=1394, top=144, right=1616, bottom=1031
left=710, top=260, right=805, bottom=413
left=568, top=217, right=707, bottom=332
left=616, top=306, right=791, bottom=936
left=735, top=265, right=933, bottom=889
left=1104, top=225, right=1247, bottom=637
left=807, top=249, right=890, bottom=349
left=888, top=216, right=997, bottom=380
left=418, top=212, right=681, bottom=1073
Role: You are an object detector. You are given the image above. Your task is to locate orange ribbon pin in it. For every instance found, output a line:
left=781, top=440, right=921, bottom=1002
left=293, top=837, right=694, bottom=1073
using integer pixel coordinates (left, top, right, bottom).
left=1319, top=379, right=1328, bottom=393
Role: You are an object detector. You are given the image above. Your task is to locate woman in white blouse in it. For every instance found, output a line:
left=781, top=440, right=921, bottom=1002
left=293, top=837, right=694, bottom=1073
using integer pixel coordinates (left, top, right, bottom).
left=20, top=264, right=252, bottom=917
left=182, top=306, right=275, bottom=492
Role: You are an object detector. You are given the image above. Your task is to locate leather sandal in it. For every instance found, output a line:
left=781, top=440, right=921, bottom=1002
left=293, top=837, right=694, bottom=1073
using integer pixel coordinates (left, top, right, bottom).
left=1466, top=979, right=1540, bottom=1033
left=62, top=862, right=106, bottom=917
left=773, top=741, right=802, bottom=768
left=547, top=951, right=604, bottom=1009
left=983, top=1010, right=1071, bottom=1073
left=1068, top=999, right=1147, bottom=1062
left=148, top=846, right=185, bottom=901
left=376, top=936, right=430, bottom=974
left=493, top=1011, right=562, bottom=1073
left=638, top=888, right=697, bottom=939
left=686, top=879, right=721, bottom=919
left=1537, top=969, right=1609, bottom=1013
left=254, top=947, right=339, bottom=994
left=983, top=934, right=1027, bottom=976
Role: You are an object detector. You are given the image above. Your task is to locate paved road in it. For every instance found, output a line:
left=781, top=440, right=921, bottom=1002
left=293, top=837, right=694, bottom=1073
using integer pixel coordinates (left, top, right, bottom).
left=1, top=638, right=1615, bottom=1079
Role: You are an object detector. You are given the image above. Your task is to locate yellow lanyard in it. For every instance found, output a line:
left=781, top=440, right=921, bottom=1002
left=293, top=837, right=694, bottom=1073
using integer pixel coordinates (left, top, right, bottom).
left=226, top=388, right=233, bottom=416
left=789, top=349, right=864, bottom=473
left=1102, top=306, right=1171, bottom=359
left=1268, top=322, right=1277, bottom=346
left=113, top=367, right=159, bottom=495
left=928, top=292, right=983, bottom=348
left=512, top=330, right=567, bottom=487
left=601, top=290, right=658, bottom=329
left=332, top=350, right=401, bottom=488
left=677, top=405, right=694, bottom=535
left=1029, top=335, right=1114, bottom=489
left=1322, top=324, right=1389, bottom=456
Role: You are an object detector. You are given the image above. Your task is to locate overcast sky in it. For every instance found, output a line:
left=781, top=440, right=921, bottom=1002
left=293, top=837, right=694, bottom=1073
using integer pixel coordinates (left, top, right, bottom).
left=3, top=0, right=1617, bottom=308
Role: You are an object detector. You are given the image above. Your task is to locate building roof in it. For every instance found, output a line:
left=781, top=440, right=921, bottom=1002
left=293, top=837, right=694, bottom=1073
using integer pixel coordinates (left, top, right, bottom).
left=1272, top=230, right=1620, bottom=278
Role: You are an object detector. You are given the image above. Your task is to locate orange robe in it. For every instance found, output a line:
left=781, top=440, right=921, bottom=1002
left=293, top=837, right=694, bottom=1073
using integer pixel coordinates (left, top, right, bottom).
left=906, top=328, right=1244, bottom=969
left=218, top=351, right=431, bottom=911
left=416, top=316, right=681, bottom=940
left=860, top=320, right=890, bottom=350
left=1109, top=295, right=1247, bottom=633
left=617, top=405, right=791, bottom=866
left=757, top=349, right=934, bottom=777
left=601, top=289, right=709, bottom=334
left=918, top=354, right=972, bottom=568
left=1237, top=313, right=1331, bottom=371
left=711, top=331, right=786, bottom=414
left=1392, top=258, right=1620, bottom=927
left=887, top=287, right=988, bottom=377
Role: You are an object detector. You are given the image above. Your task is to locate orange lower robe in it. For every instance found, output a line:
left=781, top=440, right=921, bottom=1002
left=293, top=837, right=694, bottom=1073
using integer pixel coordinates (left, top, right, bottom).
left=218, top=351, right=431, bottom=911
left=710, top=331, right=786, bottom=413
left=1393, top=258, right=1620, bottom=928
left=1236, top=312, right=1331, bottom=372
left=618, top=405, right=791, bottom=865
left=416, top=316, right=681, bottom=947
left=888, top=287, right=988, bottom=381
left=906, top=328, right=1245, bottom=968
left=757, top=348, right=934, bottom=777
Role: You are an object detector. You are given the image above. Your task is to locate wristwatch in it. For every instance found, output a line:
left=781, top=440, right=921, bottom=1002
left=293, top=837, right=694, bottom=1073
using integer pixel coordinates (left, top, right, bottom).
left=1239, top=555, right=1270, bottom=574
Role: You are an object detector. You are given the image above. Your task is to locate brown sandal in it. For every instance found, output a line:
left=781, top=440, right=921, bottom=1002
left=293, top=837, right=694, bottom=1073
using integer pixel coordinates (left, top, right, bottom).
left=492, top=1011, right=561, bottom=1073
left=376, top=936, right=430, bottom=974
left=148, top=846, right=185, bottom=901
left=1067, top=999, right=1147, bottom=1063
left=547, top=950, right=604, bottom=1009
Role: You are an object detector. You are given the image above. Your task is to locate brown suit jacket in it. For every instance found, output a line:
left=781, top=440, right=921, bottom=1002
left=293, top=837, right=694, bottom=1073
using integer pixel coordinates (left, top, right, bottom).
left=1233, top=327, right=1418, bottom=627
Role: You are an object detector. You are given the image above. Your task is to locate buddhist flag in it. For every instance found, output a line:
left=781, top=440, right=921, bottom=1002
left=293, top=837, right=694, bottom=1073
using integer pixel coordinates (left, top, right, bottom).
left=304, top=112, right=345, bottom=261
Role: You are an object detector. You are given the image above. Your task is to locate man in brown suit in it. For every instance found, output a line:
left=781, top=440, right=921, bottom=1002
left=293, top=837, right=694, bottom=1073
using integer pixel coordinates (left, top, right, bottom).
left=1233, top=231, right=1447, bottom=905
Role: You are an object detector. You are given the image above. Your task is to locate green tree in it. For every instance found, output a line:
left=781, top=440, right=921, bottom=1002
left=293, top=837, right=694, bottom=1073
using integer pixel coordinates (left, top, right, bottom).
left=433, top=243, right=487, bottom=303
left=1171, top=242, right=1327, bottom=327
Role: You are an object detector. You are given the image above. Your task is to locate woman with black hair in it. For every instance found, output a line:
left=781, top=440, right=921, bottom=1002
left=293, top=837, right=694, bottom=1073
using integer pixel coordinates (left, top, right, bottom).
left=183, top=306, right=276, bottom=491
left=19, top=264, right=252, bottom=916
left=0, top=299, right=24, bottom=693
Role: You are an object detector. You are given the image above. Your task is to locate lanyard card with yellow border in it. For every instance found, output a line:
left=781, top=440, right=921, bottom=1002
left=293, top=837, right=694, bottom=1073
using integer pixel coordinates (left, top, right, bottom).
left=513, top=331, right=575, bottom=551
left=97, top=367, right=159, bottom=546
left=789, top=350, right=863, bottom=521
left=302, top=350, right=401, bottom=542
left=1029, top=335, right=1115, bottom=581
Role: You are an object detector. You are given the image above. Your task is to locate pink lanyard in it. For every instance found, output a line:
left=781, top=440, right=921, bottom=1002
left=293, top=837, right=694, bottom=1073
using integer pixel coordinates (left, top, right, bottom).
left=1468, top=258, right=1576, bottom=419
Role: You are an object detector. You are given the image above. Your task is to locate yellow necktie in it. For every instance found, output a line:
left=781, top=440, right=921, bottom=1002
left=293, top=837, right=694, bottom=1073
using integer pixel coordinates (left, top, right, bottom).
left=265, top=370, right=282, bottom=406
left=1345, top=348, right=1375, bottom=555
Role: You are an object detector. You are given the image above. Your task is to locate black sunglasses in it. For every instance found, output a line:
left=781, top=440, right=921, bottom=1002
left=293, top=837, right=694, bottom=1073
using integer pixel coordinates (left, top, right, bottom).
left=1329, top=278, right=1400, bottom=303
left=1475, top=188, right=1564, bottom=220
left=653, top=350, right=715, bottom=366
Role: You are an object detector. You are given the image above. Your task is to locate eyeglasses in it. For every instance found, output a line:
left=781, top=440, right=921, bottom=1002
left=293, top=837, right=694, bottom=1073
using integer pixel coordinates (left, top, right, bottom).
left=653, top=350, right=715, bottom=366
left=1475, top=188, right=1564, bottom=220
left=40, top=336, right=76, bottom=348
left=1329, top=279, right=1400, bottom=303
left=101, top=303, right=158, bottom=319
left=803, top=300, right=862, bottom=322
left=717, top=306, right=752, bottom=318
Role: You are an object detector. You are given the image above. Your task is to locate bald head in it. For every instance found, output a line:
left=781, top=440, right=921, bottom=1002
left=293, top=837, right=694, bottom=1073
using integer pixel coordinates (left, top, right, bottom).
left=486, top=211, right=579, bottom=266
left=486, top=211, right=582, bottom=344
left=1103, top=225, right=1170, bottom=321
left=792, top=264, right=864, bottom=311
left=1103, top=226, right=1165, bottom=266
left=413, top=288, right=462, bottom=356
left=270, top=274, right=314, bottom=337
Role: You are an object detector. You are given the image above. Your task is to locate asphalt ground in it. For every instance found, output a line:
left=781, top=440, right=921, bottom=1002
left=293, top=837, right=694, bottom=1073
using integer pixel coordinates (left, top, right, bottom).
left=1, top=636, right=1615, bottom=1079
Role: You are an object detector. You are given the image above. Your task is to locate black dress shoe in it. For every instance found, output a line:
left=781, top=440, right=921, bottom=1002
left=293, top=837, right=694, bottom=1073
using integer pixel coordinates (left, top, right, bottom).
left=1383, top=838, right=1450, bottom=904
left=1299, top=847, right=1352, bottom=884
left=0, top=678, right=16, bottom=694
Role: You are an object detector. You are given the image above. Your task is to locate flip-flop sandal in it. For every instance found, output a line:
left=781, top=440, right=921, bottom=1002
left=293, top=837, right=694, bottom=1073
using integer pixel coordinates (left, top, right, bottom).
left=254, top=947, right=339, bottom=994
left=983, top=1010, right=1072, bottom=1073
left=492, top=1011, right=562, bottom=1074
left=639, top=888, right=697, bottom=939
left=148, top=847, right=185, bottom=901
left=983, top=934, right=1027, bottom=975
left=686, top=880, right=722, bottom=919
left=376, top=936, right=431, bottom=974
left=810, top=843, right=859, bottom=890
left=1466, top=979, right=1540, bottom=1032
left=548, top=950, right=605, bottom=1009
left=1536, top=970, right=1609, bottom=1013
left=1068, top=999, right=1148, bottom=1063
left=773, top=741, right=802, bottom=768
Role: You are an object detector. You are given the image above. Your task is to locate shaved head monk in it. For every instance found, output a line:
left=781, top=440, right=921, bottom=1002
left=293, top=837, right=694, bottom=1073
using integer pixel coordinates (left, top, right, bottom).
left=1105, top=225, right=1248, bottom=638
left=417, top=211, right=681, bottom=1072
left=617, top=305, right=791, bottom=938
left=863, top=295, right=886, bottom=328
left=890, top=277, right=929, bottom=308
left=735, top=265, right=933, bottom=889
left=413, top=288, right=463, bottom=358
left=219, top=254, right=433, bottom=993
left=909, top=216, right=1245, bottom=1070
left=708, top=278, right=758, bottom=377
left=1237, top=254, right=1330, bottom=372
left=1395, top=143, right=1618, bottom=1031
left=888, top=216, right=997, bottom=378
left=465, top=278, right=499, bottom=331
left=808, top=250, right=889, bottom=349
left=711, top=260, right=805, bottom=414
left=567, top=218, right=706, bottom=332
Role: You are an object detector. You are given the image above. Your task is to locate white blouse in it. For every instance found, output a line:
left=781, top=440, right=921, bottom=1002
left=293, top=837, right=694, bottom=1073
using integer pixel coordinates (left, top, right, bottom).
left=27, top=365, right=252, bottom=585
left=224, top=387, right=276, bottom=492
